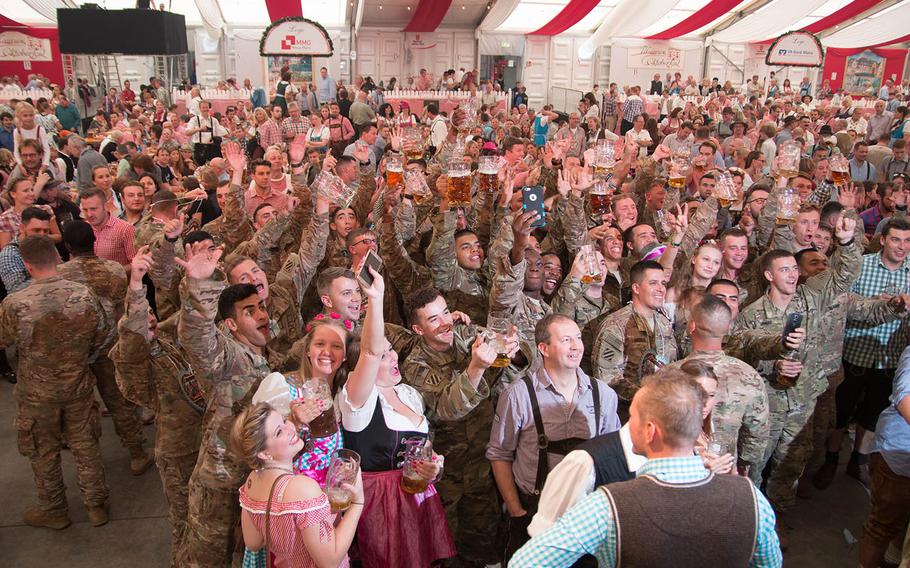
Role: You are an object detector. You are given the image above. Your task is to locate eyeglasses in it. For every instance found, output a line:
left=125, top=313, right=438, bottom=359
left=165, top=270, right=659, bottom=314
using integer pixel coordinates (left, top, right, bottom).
left=20, top=153, right=39, bottom=158
left=747, top=197, right=768, bottom=205
left=352, top=237, right=377, bottom=247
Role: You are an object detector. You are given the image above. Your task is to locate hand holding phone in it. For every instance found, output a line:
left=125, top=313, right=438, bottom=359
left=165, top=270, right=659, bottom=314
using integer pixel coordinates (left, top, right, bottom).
left=358, top=249, right=384, bottom=287
left=521, top=185, right=546, bottom=228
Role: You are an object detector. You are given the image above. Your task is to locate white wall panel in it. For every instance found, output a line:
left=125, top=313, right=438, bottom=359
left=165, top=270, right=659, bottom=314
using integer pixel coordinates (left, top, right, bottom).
left=608, top=39, right=703, bottom=92
left=523, top=36, right=550, bottom=109
left=571, top=37, right=594, bottom=93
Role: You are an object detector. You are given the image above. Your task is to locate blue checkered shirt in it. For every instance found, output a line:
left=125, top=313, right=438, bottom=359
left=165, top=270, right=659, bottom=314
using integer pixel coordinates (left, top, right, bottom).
left=843, top=252, right=910, bottom=369
left=621, top=96, right=644, bottom=123
left=509, top=455, right=782, bottom=568
left=0, top=238, right=29, bottom=293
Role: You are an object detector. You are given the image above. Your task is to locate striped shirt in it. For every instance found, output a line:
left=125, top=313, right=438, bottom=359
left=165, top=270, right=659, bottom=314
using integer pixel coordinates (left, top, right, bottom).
left=843, top=252, right=910, bottom=369
left=509, top=455, right=782, bottom=568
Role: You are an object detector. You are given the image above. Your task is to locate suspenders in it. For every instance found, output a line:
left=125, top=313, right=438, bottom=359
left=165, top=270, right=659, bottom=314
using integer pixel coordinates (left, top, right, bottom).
left=523, top=375, right=601, bottom=494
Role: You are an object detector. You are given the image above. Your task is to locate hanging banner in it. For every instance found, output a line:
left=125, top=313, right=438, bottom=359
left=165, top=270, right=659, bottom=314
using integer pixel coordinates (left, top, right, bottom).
left=843, top=50, right=886, bottom=96
left=260, top=17, right=334, bottom=57
left=0, top=31, right=53, bottom=62
left=765, top=30, right=824, bottom=67
left=627, top=45, right=684, bottom=69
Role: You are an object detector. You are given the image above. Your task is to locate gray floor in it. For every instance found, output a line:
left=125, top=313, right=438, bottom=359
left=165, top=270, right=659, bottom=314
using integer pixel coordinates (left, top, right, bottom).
left=0, top=377, right=873, bottom=567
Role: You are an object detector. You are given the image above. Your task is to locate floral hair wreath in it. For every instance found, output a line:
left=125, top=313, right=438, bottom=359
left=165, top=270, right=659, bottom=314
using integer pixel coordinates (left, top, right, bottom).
left=306, top=312, right=355, bottom=334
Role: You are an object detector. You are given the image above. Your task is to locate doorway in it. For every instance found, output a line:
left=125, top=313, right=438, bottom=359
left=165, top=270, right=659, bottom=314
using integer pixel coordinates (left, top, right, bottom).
left=481, top=55, right=521, bottom=91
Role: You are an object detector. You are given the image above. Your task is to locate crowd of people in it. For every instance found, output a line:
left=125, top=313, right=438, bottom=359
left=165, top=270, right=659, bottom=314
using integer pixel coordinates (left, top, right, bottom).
left=1, top=63, right=910, bottom=568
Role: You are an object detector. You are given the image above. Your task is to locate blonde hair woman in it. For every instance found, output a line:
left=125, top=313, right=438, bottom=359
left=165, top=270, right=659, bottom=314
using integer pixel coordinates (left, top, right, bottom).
left=13, top=102, right=51, bottom=165
left=233, top=402, right=363, bottom=567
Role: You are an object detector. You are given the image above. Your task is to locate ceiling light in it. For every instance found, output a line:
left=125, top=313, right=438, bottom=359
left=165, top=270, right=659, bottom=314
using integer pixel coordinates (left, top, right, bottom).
left=407, top=5, right=410, bottom=9
left=378, top=3, right=382, bottom=8
left=462, top=4, right=466, bottom=9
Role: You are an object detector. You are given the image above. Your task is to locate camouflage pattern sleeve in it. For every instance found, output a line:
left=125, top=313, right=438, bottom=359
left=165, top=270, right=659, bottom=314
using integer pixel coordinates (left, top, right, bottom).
left=350, top=165, right=377, bottom=227
left=385, top=323, right=419, bottom=362
left=662, top=184, right=681, bottom=215
left=560, top=193, right=588, bottom=257
left=408, top=362, right=491, bottom=422
left=282, top=173, right=316, bottom=249
left=756, top=186, right=779, bottom=251
left=148, top=235, right=180, bottom=299
left=474, top=189, right=496, bottom=250
left=233, top=213, right=292, bottom=269
left=769, top=221, right=795, bottom=252
left=549, top=276, right=584, bottom=316
left=735, top=370, right=770, bottom=469
left=484, top=213, right=516, bottom=284
left=591, top=316, right=627, bottom=384
left=380, top=219, right=427, bottom=297
left=108, top=286, right=157, bottom=409
left=426, top=210, right=458, bottom=290
left=680, top=196, right=719, bottom=257
left=0, top=296, right=18, bottom=349
left=539, top=195, right=569, bottom=257
left=489, top=254, right=526, bottom=314
left=725, top=329, right=787, bottom=365
left=224, top=182, right=249, bottom=228
left=846, top=294, right=903, bottom=326
left=276, top=211, right=330, bottom=305
left=395, top=198, right=417, bottom=243
left=178, top=272, right=227, bottom=380
left=807, top=238, right=862, bottom=306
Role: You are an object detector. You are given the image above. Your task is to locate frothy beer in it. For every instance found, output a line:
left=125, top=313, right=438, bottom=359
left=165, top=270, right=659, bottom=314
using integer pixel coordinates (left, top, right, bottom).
left=447, top=172, right=471, bottom=207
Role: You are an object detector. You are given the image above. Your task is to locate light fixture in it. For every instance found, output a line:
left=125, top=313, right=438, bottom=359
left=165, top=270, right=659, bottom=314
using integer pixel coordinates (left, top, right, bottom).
left=378, top=3, right=382, bottom=8
left=461, top=4, right=466, bottom=9
left=407, top=5, right=410, bottom=9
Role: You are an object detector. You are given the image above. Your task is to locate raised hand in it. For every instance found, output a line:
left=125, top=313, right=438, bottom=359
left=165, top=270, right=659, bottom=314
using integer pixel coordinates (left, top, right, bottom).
left=388, top=123, right=402, bottom=152
left=469, top=333, right=498, bottom=370
left=222, top=141, right=246, bottom=173
left=289, top=134, right=307, bottom=164
left=174, top=243, right=223, bottom=280
left=358, top=266, right=385, bottom=300
left=163, top=216, right=185, bottom=240
left=322, top=153, right=337, bottom=172
left=556, top=169, right=571, bottom=198
left=837, top=182, right=857, bottom=210
left=130, top=245, right=153, bottom=289
left=511, top=210, right=538, bottom=239
left=667, top=203, right=689, bottom=242
left=353, top=141, right=372, bottom=163
left=835, top=214, right=857, bottom=244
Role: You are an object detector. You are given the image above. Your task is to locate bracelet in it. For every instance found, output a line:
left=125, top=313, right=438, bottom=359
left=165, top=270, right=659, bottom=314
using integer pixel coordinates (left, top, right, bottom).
left=291, top=160, right=304, bottom=168
left=671, top=240, right=682, bottom=247
left=839, top=237, right=855, bottom=247
left=165, top=235, right=179, bottom=243
left=350, top=502, right=364, bottom=506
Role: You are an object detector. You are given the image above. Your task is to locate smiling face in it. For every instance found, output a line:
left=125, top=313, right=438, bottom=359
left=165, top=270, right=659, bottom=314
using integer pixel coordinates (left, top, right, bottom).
left=455, top=232, right=484, bottom=271
left=692, top=246, right=722, bottom=281
left=524, top=250, right=544, bottom=293
left=539, top=318, right=584, bottom=371
left=765, top=256, right=800, bottom=296
left=306, top=325, right=347, bottom=378
left=412, top=295, right=455, bottom=350
left=225, top=293, right=271, bottom=348
left=228, top=259, right=270, bottom=302
left=259, top=410, right=306, bottom=463
left=376, top=346, right=402, bottom=387
left=542, top=253, right=563, bottom=296
left=321, top=276, right=361, bottom=322
left=632, top=268, right=667, bottom=310
left=720, top=234, right=749, bottom=271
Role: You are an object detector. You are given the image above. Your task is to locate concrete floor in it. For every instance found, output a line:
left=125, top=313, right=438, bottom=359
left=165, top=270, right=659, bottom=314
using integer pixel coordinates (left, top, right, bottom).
left=0, top=377, right=873, bottom=567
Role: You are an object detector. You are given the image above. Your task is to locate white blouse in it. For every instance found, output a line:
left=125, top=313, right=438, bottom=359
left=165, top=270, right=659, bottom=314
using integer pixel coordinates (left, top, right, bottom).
left=336, top=383, right=428, bottom=434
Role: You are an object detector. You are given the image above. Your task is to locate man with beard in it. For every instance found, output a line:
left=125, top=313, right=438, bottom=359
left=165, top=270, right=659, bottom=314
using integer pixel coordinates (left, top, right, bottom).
left=860, top=183, right=897, bottom=238
left=592, top=260, right=677, bottom=420
left=733, top=214, right=861, bottom=546
left=177, top=246, right=281, bottom=567
left=402, top=287, right=528, bottom=568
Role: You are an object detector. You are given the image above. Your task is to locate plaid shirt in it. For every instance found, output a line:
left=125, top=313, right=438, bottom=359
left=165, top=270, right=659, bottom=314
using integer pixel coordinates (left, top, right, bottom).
left=0, top=204, right=54, bottom=236
left=257, top=119, right=283, bottom=149
left=621, top=95, right=644, bottom=123
left=281, top=116, right=311, bottom=141
left=0, top=238, right=29, bottom=293
left=510, top=455, right=782, bottom=568
left=843, top=252, right=910, bottom=369
left=93, top=213, right=137, bottom=267
left=602, top=95, right=617, bottom=118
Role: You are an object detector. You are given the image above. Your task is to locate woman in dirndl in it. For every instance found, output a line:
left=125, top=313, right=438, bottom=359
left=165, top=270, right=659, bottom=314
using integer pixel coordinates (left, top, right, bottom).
left=336, top=267, right=456, bottom=567
left=272, top=70, right=293, bottom=118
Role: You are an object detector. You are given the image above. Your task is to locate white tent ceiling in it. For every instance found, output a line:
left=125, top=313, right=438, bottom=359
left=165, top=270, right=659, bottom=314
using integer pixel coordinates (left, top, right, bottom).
left=5, top=0, right=909, bottom=49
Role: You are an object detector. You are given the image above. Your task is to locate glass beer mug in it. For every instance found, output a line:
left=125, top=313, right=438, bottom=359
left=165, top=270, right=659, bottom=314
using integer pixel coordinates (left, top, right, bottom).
left=446, top=158, right=471, bottom=207
left=778, top=140, right=801, bottom=179
left=484, top=317, right=512, bottom=368
left=402, top=126, right=424, bottom=161
left=714, top=171, right=740, bottom=208
left=593, top=140, right=616, bottom=180
left=400, top=437, right=433, bottom=494
left=588, top=181, right=611, bottom=217
left=297, top=378, right=338, bottom=439
left=775, top=187, right=800, bottom=225
left=830, top=154, right=850, bottom=187
left=455, top=98, right=478, bottom=137
left=326, top=449, right=361, bottom=513
left=478, top=155, right=499, bottom=193
left=579, top=244, right=603, bottom=284
left=312, top=171, right=356, bottom=208
left=386, top=154, right=404, bottom=190
left=668, top=156, right=689, bottom=190
left=404, top=169, right=433, bottom=205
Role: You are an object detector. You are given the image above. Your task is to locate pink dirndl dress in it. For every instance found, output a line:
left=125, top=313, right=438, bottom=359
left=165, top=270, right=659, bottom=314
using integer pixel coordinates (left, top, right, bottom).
left=239, top=475, right=349, bottom=568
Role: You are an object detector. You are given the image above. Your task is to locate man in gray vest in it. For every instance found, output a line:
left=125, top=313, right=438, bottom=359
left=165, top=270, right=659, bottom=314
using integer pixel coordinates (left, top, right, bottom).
left=510, top=371, right=783, bottom=568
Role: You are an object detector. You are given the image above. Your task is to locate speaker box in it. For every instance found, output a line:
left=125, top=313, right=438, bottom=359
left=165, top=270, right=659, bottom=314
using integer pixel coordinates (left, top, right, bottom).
left=57, top=9, right=188, bottom=55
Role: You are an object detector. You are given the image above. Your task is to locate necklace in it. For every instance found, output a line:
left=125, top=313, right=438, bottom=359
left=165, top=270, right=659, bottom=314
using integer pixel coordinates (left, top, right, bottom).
left=257, top=464, right=294, bottom=475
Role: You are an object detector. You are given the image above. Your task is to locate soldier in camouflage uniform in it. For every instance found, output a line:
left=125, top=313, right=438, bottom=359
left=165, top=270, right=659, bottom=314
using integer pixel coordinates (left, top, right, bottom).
left=176, top=245, right=280, bottom=568
left=733, top=214, right=861, bottom=519
left=201, top=181, right=254, bottom=255
left=0, top=235, right=110, bottom=529
left=402, top=287, right=533, bottom=568
left=664, top=296, right=773, bottom=476
left=57, top=220, right=153, bottom=476
left=109, top=247, right=203, bottom=567
left=591, top=260, right=677, bottom=416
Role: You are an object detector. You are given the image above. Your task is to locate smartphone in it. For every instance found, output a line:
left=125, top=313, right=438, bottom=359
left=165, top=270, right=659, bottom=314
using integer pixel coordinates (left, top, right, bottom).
left=781, top=313, right=803, bottom=347
left=358, top=249, right=384, bottom=287
left=522, top=185, right=547, bottom=228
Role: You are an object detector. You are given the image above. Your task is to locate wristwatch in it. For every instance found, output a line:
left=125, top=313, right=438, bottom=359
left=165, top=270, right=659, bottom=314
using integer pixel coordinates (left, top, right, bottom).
left=291, top=160, right=304, bottom=168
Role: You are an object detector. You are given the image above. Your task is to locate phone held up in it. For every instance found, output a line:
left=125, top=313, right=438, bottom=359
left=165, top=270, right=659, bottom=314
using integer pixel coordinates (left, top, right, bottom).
left=522, top=185, right=546, bottom=228
left=358, top=249, right=384, bottom=287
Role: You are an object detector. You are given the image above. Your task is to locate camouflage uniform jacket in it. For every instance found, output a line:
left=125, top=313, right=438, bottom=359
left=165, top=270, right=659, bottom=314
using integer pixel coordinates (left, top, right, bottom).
left=267, top=210, right=330, bottom=359
left=591, top=304, right=678, bottom=402
left=109, top=286, right=202, bottom=458
left=202, top=215, right=255, bottom=256
left=665, top=349, right=770, bottom=469
left=489, top=254, right=554, bottom=344
left=427, top=210, right=489, bottom=297
left=178, top=273, right=275, bottom=490
left=817, top=292, right=905, bottom=378
left=0, top=276, right=107, bottom=403
left=57, top=254, right=128, bottom=351
left=733, top=239, right=862, bottom=400
left=232, top=213, right=295, bottom=284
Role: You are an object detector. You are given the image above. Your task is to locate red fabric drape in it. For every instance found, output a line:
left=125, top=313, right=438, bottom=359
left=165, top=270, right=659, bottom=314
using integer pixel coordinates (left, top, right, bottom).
left=647, top=0, right=741, bottom=40
left=265, top=0, right=302, bottom=23
left=804, top=0, right=884, bottom=34
left=822, top=46, right=907, bottom=91
left=403, top=0, right=453, bottom=32
left=870, top=33, right=910, bottom=49
left=529, top=0, right=601, bottom=36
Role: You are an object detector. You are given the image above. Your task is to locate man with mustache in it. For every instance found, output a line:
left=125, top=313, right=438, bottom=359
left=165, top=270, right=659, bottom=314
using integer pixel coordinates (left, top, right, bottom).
left=402, top=287, right=529, bottom=568
left=733, top=213, right=861, bottom=548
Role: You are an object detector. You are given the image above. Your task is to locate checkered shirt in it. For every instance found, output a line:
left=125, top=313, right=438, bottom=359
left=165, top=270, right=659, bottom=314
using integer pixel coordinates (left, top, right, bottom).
left=281, top=116, right=311, bottom=141
left=621, top=96, right=644, bottom=123
left=843, top=252, right=910, bottom=369
left=93, top=214, right=137, bottom=267
left=509, top=455, right=782, bottom=568
left=258, top=120, right=283, bottom=149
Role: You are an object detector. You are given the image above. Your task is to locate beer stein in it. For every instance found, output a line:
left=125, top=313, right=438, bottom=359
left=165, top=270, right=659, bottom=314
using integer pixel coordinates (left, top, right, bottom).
left=400, top=437, right=433, bottom=494
left=296, top=378, right=338, bottom=439
left=579, top=243, right=603, bottom=284
left=588, top=181, right=611, bottom=217
left=478, top=155, right=499, bottom=193
left=402, top=126, right=424, bottom=161
left=714, top=171, right=740, bottom=208
left=386, top=154, right=404, bottom=190
left=446, top=158, right=471, bottom=207
left=404, top=169, right=433, bottom=205
left=312, top=171, right=356, bottom=208
left=829, top=154, right=850, bottom=186
left=668, top=156, right=690, bottom=190
left=326, top=449, right=361, bottom=513
left=593, top=140, right=616, bottom=180
left=775, top=187, right=800, bottom=225
left=484, top=317, right=512, bottom=368
left=778, top=140, right=801, bottom=179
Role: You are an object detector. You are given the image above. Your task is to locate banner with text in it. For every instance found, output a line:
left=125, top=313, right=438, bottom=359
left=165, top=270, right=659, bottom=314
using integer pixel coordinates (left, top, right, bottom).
left=627, top=45, right=684, bottom=70
left=0, top=31, right=53, bottom=62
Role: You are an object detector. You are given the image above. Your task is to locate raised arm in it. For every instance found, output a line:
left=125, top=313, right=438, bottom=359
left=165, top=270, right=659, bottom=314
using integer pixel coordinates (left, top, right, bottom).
left=175, top=244, right=227, bottom=381
left=344, top=269, right=386, bottom=408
